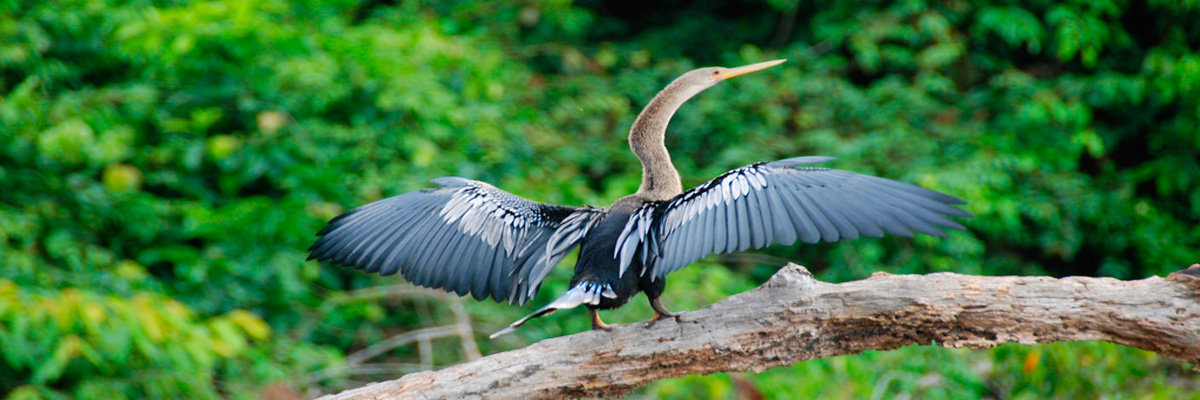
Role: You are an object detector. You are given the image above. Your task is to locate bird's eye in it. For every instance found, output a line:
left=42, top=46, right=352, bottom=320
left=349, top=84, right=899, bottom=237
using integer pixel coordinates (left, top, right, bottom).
left=712, top=70, right=720, bottom=75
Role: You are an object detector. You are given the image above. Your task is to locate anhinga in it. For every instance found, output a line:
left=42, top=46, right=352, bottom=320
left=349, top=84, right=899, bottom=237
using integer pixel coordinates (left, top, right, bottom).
left=307, top=59, right=970, bottom=338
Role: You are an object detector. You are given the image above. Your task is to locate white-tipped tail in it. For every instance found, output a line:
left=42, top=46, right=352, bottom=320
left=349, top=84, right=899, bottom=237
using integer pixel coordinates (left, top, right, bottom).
left=489, top=282, right=614, bottom=339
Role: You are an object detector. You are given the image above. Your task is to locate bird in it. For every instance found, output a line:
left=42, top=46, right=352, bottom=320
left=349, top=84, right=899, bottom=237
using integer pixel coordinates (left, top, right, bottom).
left=306, top=59, right=971, bottom=338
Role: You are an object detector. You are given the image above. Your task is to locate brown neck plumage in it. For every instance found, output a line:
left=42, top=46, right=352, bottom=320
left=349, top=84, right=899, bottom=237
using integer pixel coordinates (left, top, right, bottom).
left=629, top=81, right=698, bottom=201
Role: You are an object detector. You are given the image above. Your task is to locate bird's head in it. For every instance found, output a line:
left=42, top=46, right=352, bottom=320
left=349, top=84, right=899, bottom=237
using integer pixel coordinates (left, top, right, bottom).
left=668, top=59, right=787, bottom=99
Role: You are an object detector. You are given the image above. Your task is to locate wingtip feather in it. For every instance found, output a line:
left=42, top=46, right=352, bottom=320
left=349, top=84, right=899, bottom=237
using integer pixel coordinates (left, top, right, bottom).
left=765, top=156, right=837, bottom=168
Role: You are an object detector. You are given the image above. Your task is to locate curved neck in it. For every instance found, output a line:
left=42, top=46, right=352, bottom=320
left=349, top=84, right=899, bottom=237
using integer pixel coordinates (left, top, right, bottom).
left=629, top=81, right=702, bottom=200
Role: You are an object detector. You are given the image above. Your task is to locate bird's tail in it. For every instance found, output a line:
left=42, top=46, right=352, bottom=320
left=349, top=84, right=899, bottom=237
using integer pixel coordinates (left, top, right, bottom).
left=489, top=281, right=616, bottom=339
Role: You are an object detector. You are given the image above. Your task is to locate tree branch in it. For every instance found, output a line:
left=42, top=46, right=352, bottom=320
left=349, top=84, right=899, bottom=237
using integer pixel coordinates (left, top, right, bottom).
left=318, top=263, right=1200, bottom=400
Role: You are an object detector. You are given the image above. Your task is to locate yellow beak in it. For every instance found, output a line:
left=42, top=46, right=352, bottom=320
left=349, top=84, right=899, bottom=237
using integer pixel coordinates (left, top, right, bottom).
left=720, top=59, right=787, bottom=80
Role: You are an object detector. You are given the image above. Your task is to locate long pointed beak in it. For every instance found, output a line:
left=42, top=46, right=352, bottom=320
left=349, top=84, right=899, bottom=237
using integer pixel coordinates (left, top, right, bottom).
left=720, top=59, right=787, bottom=80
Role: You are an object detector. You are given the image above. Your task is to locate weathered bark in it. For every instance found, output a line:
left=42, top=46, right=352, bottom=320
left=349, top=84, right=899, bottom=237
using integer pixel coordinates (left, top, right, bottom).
left=319, top=263, right=1200, bottom=400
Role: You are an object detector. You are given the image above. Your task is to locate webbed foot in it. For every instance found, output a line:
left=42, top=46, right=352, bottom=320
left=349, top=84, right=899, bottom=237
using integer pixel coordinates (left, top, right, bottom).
left=589, top=308, right=613, bottom=331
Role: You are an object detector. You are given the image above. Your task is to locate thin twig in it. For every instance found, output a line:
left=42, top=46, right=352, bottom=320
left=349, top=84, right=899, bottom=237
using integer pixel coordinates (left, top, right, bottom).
left=306, top=363, right=430, bottom=384
left=344, top=326, right=462, bottom=366
left=447, top=298, right=482, bottom=360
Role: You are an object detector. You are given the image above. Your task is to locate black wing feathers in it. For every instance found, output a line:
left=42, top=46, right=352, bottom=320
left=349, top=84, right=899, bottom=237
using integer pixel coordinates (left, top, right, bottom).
left=615, top=156, right=970, bottom=279
left=308, top=178, right=601, bottom=304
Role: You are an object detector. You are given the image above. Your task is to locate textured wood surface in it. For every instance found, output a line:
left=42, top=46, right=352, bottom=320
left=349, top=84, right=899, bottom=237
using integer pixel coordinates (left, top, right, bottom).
left=320, top=263, right=1200, bottom=400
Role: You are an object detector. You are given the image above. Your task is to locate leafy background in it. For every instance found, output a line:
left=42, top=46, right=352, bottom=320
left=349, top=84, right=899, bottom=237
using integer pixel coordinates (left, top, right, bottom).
left=2, top=0, right=1198, bottom=398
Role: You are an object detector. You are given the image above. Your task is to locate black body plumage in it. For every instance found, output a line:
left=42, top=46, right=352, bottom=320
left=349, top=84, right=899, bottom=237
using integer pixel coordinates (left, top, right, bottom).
left=306, top=60, right=972, bottom=337
left=570, top=197, right=663, bottom=310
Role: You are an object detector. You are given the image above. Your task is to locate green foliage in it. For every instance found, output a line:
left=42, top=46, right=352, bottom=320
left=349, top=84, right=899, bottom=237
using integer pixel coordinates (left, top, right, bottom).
left=0, top=280, right=269, bottom=399
left=1, top=0, right=1197, bottom=398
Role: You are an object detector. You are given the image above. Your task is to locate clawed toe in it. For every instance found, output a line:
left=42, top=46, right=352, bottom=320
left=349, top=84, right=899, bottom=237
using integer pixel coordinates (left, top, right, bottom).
left=652, top=310, right=679, bottom=321
left=648, top=297, right=681, bottom=325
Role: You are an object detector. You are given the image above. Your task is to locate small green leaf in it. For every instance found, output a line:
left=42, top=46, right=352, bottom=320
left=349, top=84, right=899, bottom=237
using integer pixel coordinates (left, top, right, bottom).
left=31, top=336, right=78, bottom=384
left=36, top=119, right=95, bottom=166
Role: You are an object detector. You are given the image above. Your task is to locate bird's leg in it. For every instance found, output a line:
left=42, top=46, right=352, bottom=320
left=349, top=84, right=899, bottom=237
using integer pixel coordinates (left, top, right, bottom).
left=589, top=308, right=612, bottom=331
left=649, top=296, right=680, bottom=322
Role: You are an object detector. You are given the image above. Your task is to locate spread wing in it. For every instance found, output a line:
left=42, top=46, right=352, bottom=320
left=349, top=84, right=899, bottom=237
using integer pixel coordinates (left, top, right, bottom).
left=308, top=177, right=604, bottom=304
left=616, top=156, right=971, bottom=279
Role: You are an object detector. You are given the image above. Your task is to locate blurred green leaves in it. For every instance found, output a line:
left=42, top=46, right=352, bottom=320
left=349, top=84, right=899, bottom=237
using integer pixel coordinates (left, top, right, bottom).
left=0, top=280, right=268, bottom=399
